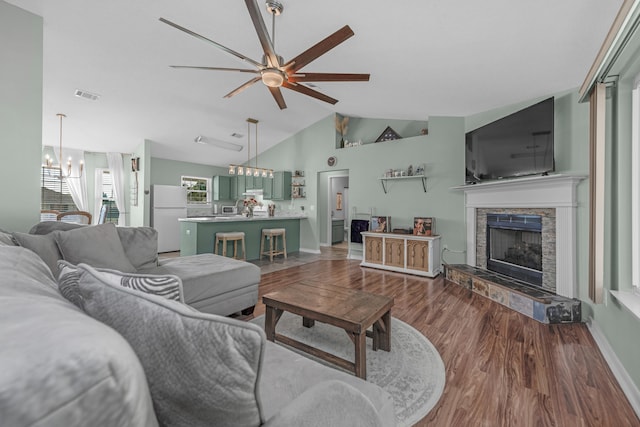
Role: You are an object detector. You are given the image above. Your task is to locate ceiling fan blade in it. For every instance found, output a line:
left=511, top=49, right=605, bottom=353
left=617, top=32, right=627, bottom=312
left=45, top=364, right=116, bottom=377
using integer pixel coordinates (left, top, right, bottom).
left=244, top=0, right=280, bottom=67
left=170, top=66, right=260, bottom=73
left=282, top=81, right=338, bottom=105
left=223, top=77, right=261, bottom=99
left=159, top=17, right=264, bottom=69
left=268, top=87, right=287, bottom=110
left=289, top=72, right=370, bottom=82
left=283, top=25, right=354, bottom=72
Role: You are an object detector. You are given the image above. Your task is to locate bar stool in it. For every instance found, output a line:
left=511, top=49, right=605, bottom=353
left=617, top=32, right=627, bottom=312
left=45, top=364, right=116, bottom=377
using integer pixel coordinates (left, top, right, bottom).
left=260, top=228, right=287, bottom=262
left=214, top=231, right=246, bottom=260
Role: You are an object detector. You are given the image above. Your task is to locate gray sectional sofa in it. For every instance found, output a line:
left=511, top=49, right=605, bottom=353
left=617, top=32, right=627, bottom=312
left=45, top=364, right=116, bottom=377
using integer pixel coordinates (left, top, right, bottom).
left=23, top=221, right=260, bottom=316
left=0, top=224, right=397, bottom=426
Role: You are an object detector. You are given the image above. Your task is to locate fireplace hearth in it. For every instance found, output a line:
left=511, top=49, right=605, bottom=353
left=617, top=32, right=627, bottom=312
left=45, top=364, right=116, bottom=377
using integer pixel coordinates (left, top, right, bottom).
left=486, top=213, right=543, bottom=286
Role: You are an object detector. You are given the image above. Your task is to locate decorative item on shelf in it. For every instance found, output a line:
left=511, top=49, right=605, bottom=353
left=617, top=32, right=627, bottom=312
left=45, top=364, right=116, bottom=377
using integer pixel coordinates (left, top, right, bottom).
left=415, top=163, right=425, bottom=176
left=243, top=196, right=262, bottom=217
left=43, top=113, right=84, bottom=178
left=294, top=170, right=304, bottom=177
left=336, top=114, right=349, bottom=148
left=407, top=164, right=413, bottom=176
left=375, top=126, right=402, bottom=142
left=413, top=217, right=435, bottom=236
left=228, top=118, right=274, bottom=178
left=371, top=216, right=391, bottom=233
left=421, top=128, right=429, bottom=135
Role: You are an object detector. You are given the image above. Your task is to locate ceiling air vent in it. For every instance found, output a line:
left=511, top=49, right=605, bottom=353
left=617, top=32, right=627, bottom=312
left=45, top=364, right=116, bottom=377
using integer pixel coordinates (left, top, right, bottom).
left=74, top=89, right=100, bottom=101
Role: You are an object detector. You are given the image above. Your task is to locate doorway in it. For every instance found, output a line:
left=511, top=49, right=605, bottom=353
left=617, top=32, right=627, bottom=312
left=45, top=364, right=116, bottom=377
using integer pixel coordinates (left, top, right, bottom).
left=327, top=174, right=349, bottom=246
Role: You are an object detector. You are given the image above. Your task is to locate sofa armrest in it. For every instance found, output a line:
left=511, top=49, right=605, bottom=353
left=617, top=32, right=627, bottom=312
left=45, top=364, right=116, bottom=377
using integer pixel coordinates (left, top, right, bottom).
left=262, top=380, right=389, bottom=427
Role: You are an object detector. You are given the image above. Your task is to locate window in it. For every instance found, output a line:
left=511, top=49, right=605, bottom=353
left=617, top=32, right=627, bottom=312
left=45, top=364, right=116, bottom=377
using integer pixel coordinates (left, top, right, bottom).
left=41, top=166, right=77, bottom=212
left=98, top=169, right=119, bottom=224
left=181, top=176, right=211, bottom=205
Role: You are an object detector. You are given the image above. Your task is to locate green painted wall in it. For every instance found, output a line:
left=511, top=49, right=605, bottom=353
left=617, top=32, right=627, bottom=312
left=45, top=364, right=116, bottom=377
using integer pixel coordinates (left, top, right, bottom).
left=255, top=114, right=467, bottom=258
left=586, top=50, right=640, bottom=390
left=0, top=2, right=42, bottom=232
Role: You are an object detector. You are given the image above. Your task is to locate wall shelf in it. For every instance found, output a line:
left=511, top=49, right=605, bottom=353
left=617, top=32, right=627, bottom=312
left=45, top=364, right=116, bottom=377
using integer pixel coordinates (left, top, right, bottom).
left=379, top=175, right=426, bottom=193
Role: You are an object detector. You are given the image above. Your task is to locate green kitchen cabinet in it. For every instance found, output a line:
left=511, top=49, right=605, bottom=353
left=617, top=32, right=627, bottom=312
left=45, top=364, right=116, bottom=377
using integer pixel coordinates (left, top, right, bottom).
left=263, top=177, right=273, bottom=199
left=230, top=175, right=247, bottom=199
left=272, top=171, right=292, bottom=200
left=212, top=175, right=230, bottom=201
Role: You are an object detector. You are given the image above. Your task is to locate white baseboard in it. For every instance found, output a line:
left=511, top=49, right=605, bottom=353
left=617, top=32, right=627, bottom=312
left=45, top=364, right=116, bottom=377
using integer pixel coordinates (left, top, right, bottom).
left=299, top=247, right=321, bottom=254
left=587, top=319, right=640, bottom=419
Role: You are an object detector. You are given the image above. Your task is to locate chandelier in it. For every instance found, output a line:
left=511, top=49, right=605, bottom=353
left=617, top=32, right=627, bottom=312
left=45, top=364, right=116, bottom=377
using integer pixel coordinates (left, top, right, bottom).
left=228, top=118, right=273, bottom=178
left=43, top=113, right=83, bottom=178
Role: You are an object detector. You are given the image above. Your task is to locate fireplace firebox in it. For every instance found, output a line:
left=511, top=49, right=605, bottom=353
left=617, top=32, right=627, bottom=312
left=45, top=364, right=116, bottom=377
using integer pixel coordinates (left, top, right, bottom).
left=486, top=213, right=543, bottom=286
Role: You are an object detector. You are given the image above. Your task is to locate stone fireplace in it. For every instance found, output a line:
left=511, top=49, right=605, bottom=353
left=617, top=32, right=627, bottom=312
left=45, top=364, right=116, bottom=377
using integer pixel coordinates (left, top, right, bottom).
left=457, top=174, right=585, bottom=299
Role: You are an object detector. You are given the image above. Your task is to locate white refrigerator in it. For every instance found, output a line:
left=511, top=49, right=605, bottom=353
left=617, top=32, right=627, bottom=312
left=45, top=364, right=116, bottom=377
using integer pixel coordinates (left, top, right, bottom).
left=151, top=185, right=188, bottom=253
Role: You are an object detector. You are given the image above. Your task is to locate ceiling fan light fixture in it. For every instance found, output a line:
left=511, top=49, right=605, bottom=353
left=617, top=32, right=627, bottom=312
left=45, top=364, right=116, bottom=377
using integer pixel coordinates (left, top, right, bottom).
left=261, top=69, right=285, bottom=87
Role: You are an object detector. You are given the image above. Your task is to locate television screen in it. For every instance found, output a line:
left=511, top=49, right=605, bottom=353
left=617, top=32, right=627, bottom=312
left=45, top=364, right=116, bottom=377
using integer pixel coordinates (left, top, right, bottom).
left=465, top=97, right=554, bottom=183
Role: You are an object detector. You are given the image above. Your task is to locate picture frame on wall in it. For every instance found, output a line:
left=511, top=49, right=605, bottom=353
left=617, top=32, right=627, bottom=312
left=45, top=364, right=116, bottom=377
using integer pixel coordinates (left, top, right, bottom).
left=413, top=217, right=435, bottom=236
left=371, top=216, right=391, bottom=233
left=336, top=192, right=343, bottom=210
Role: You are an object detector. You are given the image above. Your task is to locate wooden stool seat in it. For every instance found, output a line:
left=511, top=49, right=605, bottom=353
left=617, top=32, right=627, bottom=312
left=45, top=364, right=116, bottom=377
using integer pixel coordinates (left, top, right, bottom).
left=260, top=228, right=287, bottom=262
left=214, top=231, right=246, bottom=260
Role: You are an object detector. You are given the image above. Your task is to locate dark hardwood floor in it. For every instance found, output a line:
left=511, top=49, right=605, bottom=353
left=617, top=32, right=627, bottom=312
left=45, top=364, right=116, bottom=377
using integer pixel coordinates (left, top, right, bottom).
left=250, top=256, right=640, bottom=427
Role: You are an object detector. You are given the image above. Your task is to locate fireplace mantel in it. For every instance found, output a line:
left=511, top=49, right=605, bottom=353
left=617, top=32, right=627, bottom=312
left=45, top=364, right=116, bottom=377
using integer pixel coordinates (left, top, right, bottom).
left=453, top=174, right=587, bottom=298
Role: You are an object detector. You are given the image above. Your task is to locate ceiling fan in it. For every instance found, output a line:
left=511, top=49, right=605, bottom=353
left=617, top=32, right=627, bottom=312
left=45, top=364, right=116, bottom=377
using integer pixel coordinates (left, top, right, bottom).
left=159, top=0, right=370, bottom=110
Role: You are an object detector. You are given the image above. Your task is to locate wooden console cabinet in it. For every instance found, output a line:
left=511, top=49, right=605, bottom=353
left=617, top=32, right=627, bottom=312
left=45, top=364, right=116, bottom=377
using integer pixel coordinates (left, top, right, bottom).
left=361, top=232, right=442, bottom=277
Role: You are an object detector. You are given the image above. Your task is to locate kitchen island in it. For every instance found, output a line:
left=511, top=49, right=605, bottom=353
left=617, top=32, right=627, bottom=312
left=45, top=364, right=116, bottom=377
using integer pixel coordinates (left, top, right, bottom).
left=179, top=215, right=306, bottom=260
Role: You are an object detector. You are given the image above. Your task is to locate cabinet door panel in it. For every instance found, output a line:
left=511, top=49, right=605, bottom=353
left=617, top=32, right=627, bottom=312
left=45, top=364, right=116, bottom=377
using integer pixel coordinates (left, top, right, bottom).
left=407, top=240, right=430, bottom=271
left=364, top=236, right=383, bottom=264
left=384, top=238, right=405, bottom=268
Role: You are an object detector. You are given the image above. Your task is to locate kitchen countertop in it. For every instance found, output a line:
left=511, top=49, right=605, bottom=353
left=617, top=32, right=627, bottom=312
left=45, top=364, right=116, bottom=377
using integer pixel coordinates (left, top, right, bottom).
left=180, top=214, right=307, bottom=222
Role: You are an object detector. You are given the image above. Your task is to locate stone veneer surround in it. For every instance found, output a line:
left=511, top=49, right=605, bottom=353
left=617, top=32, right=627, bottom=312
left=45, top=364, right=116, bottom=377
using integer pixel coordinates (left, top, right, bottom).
left=455, top=174, right=586, bottom=299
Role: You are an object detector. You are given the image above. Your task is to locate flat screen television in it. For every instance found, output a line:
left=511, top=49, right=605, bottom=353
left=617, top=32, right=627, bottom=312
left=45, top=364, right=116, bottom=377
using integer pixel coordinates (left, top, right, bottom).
left=465, top=97, right=554, bottom=183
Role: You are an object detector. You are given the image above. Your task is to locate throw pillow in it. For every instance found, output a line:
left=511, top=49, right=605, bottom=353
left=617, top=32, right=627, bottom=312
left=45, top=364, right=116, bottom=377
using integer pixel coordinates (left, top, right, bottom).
left=54, top=223, right=136, bottom=273
left=116, top=227, right=159, bottom=270
left=11, top=232, right=62, bottom=277
left=75, top=264, right=266, bottom=427
left=0, top=230, right=16, bottom=246
left=57, top=260, right=85, bottom=310
left=57, top=260, right=185, bottom=307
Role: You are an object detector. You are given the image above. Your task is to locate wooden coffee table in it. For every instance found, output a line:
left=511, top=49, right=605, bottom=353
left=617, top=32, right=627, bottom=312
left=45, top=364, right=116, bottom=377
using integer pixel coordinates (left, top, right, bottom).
left=262, top=282, right=394, bottom=379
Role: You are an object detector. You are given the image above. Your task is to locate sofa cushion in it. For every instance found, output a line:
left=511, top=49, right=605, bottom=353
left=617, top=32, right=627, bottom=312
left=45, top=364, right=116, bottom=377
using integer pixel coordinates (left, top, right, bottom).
left=29, top=220, right=85, bottom=235
left=157, top=253, right=260, bottom=306
left=116, top=227, right=159, bottom=270
left=58, top=260, right=184, bottom=305
left=55, top=223, right=136, bottom=273
left=76, top=263, right=266, bottom=427
left=11, top=232, right=61, bottom=277
left=0, top=246, right=158, bottom=427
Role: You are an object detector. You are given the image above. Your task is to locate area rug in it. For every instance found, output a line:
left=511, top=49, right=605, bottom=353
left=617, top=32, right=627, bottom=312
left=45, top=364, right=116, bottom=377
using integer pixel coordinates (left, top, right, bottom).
left=251, top=313, right=446, bottom=426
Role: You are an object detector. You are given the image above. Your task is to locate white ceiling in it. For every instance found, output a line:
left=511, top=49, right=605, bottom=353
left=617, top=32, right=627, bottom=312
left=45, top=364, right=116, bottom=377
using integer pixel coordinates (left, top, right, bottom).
left=7, top=0, right=622, bottom=167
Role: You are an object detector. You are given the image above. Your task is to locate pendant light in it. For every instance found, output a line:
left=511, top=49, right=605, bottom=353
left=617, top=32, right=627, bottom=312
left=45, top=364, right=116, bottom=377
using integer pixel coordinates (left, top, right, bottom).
left=228, top=118, right=273, bottom=178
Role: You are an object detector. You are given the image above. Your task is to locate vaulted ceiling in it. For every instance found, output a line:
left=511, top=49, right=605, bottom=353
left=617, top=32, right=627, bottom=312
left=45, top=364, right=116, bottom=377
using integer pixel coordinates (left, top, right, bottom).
left=6, top=0, right=622, bottom=167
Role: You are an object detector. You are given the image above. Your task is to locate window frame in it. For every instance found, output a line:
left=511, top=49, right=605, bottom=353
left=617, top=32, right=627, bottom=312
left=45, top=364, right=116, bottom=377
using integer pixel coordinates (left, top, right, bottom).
left=181, top=176, right=212, bottom=206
